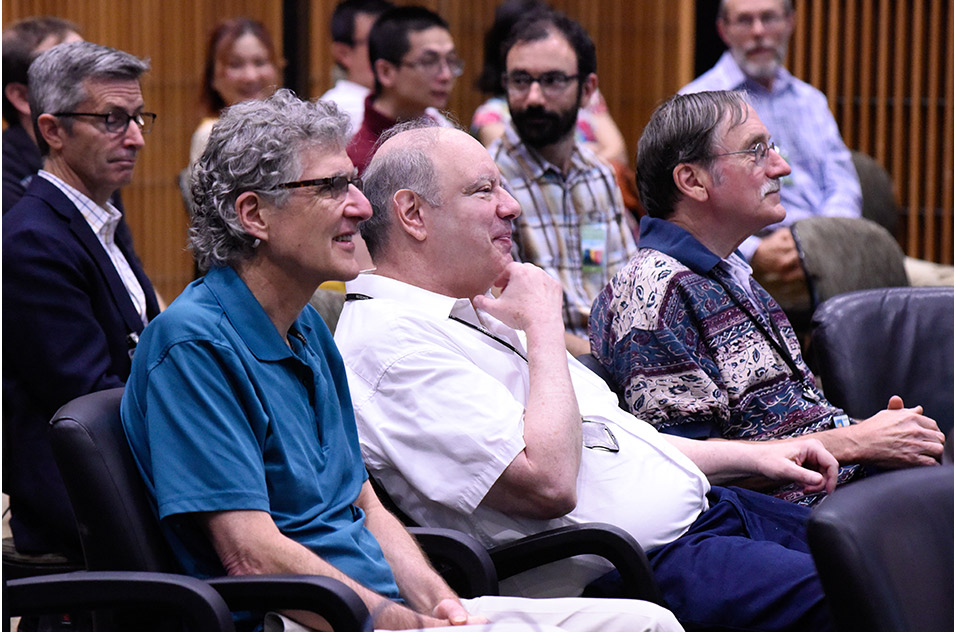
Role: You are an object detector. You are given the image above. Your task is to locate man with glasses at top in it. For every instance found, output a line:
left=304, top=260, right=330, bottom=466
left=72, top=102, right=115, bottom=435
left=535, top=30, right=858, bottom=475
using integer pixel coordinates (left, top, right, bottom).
left=346, top=5, right=459, bottom=173
left=3, top=41, right=160, bottom=571
left=320, top=0, right=394, bottom=138
left=489, top=10, right=636, bottom=357
left=680, top=0, right=861, bottom=287
left=588, top=90, right=943, bottom=506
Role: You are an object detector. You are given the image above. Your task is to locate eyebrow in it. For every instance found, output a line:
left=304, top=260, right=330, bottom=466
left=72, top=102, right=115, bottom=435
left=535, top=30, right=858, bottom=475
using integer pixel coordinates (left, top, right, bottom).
left=462, top=174, right=496, bottom=194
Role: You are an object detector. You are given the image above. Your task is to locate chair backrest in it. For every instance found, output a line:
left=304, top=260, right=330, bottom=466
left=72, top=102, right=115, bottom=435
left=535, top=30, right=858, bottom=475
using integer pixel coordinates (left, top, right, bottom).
left=791, top=216, right=909, bottom=309
left=48, top=388, right=181, bottom=573
left=808, top=465, right=954, bottom=632
left=809, top=286, right=954, bottom=435
left=850, top=150, right=900, bottom=236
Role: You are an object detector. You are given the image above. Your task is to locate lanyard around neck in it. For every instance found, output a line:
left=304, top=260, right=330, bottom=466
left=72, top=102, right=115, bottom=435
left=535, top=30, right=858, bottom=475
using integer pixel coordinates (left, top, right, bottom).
left=345, top=292, right=529, bottom=362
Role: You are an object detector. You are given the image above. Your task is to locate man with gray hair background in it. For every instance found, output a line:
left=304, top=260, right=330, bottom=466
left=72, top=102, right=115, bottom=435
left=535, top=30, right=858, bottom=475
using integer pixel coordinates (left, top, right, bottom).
left=3, top=40, right=159, bottom=563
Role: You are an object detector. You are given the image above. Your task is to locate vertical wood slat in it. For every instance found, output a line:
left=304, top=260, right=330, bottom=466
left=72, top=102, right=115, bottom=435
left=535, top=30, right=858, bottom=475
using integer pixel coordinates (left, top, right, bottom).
left=874, top=0, right=891, bottom=165
left=943, top=0, right=955, bottom=263
left=907, top=5, right=925, bottom=257
left=922, top=0, right=942, bottom=261
left=858, top=0, right=873, bottom=156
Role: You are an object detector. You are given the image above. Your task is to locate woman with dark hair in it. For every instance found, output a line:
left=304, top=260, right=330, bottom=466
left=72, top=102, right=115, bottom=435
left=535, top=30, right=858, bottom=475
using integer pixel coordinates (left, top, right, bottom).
left=189, top=18, right=282, bottom=164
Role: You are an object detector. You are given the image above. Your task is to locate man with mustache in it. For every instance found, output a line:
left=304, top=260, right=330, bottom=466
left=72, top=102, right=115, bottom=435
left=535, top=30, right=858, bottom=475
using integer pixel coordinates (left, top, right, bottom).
left=3, top=41, right=160, bottom=565
left=679, top=0, right=861, bottom=286
left=588, top=91, right=943, bottom=505
left=489, top=9, right=635, bottom=356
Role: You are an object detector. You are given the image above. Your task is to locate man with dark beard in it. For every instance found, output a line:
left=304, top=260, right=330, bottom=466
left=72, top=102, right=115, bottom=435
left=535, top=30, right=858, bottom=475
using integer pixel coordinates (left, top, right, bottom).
left=488, top=10, right=635, bottom=356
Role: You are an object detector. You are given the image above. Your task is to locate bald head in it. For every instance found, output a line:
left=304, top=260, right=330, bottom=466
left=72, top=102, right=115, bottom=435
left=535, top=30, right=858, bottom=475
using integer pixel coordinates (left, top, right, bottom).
left=361, top=123, right=447, bottom=260
left=361, top=125, right=521, bottom=298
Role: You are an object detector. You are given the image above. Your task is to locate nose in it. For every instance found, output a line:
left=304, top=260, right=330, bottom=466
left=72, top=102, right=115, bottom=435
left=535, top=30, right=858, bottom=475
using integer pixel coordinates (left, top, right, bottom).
left=766, top=146, right=791, bottom=178
left=123, top=120, right=146, bottom=148
left=346, top=185, right=374, bottom=220
left=524, top=80, right=547, bottom=107
left=498, top=187, right=521, bottom=219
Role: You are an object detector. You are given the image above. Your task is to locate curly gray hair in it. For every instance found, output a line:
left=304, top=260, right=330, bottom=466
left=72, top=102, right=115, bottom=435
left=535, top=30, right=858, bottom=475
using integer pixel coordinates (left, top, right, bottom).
left=360, top=118, right=445, bottom=260
left=28, top=41, right=150, bottom=156
left=189, top=89, right=351, bottom=270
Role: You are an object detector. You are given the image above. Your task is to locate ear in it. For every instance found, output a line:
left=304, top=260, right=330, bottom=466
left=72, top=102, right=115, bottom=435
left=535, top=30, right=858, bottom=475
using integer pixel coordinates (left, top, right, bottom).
left=235, top=191, right=269, bottom=242
left=716, top=17, right=731, bottom=47
left=374, top=58, right=396, bottom=89
left=331, top=41, right=353, bottom=70
left=4, top=82, right=31, bottom=118
left=579, top=73, right=598, bottom=109
left=36, top=113, right=65, bottom=152
left=392, top=189, right=427, bottom=242
left=673, top=162, right=711, bottom=203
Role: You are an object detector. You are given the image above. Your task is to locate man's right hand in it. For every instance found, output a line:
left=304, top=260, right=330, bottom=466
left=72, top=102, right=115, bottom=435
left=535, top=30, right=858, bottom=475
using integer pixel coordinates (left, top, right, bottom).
left=751, top=228, right=803, bottom=282
left=473, top=262, right=564, bottom=333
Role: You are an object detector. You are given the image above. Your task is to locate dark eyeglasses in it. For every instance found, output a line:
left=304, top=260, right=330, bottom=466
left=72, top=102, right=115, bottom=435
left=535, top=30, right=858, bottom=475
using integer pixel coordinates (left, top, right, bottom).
left=502, top=71, right=580, bottom=97
left=710, top=141, right=778, bottom=166
left=272, top=173, right=363, bottom=199
left=400, top=52, right=465, bottom=78
left=54, top=110, right=157, bottom=134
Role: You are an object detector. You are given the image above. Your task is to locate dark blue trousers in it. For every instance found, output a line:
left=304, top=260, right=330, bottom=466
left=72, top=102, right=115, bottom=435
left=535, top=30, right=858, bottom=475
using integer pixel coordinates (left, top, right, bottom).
left=646, top=486, right=832, bottom=632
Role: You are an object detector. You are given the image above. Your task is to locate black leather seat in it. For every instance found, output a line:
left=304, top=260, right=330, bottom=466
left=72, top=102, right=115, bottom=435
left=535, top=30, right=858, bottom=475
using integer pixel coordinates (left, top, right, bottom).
left=5, top=571, right=237, bottom=632
left=808, top=286, right=954, bottom=435
left=807, top=465, right=954, bottom=632
left=47, top=388, right=500, bottom=630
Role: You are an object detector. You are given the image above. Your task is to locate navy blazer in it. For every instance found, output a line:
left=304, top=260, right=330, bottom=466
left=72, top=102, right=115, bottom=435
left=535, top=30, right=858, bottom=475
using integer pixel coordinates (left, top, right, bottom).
left=2, top=175, right=159, bottom=556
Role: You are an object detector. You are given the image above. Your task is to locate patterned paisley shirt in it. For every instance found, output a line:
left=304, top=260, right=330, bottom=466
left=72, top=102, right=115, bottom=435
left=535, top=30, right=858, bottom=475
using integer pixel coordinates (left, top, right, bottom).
left=589, top=216, right=861, bottom=503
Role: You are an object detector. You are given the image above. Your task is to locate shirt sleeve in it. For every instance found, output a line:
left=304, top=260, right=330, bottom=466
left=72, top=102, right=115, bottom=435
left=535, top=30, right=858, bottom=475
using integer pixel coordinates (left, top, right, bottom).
left=142, top=339, right=271, bottom=520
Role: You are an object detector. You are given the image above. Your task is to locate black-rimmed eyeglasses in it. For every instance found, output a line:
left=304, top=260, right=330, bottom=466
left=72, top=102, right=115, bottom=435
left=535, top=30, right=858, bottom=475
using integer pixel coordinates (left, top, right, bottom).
left=54, top=110, right=157, bottom=135
left=502, top=71, right=580, bottom=98
left=400, top=52, right=465, bottom=78
left=710, top=141, right=778, bottom=166
left=272, top=173, right=363, bottom=199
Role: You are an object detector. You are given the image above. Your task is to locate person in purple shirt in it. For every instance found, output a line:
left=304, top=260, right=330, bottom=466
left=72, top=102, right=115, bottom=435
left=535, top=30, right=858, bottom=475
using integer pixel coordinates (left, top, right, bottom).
left=680, top=0, right=861, bottom=284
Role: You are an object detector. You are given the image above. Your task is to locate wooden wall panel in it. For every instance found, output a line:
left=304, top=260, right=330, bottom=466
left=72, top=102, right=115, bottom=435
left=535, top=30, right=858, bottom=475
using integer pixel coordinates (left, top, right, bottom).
left=790, top=0, right=955, bottom=264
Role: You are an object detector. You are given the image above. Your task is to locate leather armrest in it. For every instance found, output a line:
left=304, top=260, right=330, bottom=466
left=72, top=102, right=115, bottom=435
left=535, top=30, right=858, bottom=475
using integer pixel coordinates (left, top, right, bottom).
left=488, top=522, right=664, bottom=604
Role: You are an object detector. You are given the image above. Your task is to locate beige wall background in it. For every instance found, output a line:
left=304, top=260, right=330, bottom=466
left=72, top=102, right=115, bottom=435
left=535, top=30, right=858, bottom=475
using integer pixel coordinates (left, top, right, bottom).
left=3, top=0, right=951, bottom=301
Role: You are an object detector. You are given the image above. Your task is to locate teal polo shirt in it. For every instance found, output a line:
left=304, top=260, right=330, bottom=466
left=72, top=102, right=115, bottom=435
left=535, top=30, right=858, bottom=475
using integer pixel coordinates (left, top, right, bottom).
left=122, top=265, right=399, bottom=599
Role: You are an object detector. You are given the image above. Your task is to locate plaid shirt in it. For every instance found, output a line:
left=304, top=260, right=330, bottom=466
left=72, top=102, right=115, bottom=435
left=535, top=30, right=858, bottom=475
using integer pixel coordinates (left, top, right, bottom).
left=681, top=52, right=862, bottom=260
left=39, top=170, right=147, bottom=324
left=490, top=123, right=636, bottom=337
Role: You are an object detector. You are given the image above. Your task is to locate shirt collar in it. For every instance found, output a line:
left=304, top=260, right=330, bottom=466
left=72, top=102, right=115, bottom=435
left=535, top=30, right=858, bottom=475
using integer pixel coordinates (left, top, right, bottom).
left=346, top=272, right=470, bottom=320
left=39, top=170, right=121, bottom=240
left=638, top=216, right=723, bottom=275
left=501, top=121, right=590, bottom=180
left=203, top=265, right=314, bottom=362
left=345, top=272, right=519, bottom=344
left=715, top=50, right=795, bottom=95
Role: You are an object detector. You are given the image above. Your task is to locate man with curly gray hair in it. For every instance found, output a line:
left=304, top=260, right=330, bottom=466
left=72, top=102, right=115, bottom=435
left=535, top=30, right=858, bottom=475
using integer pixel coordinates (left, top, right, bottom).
left=121, top=89, right=678, bottom=631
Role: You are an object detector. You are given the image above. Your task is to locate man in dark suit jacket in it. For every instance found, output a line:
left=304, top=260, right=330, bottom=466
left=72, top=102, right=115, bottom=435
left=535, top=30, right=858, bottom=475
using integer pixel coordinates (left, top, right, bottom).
left=2, top=40, right=159, bottom=559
